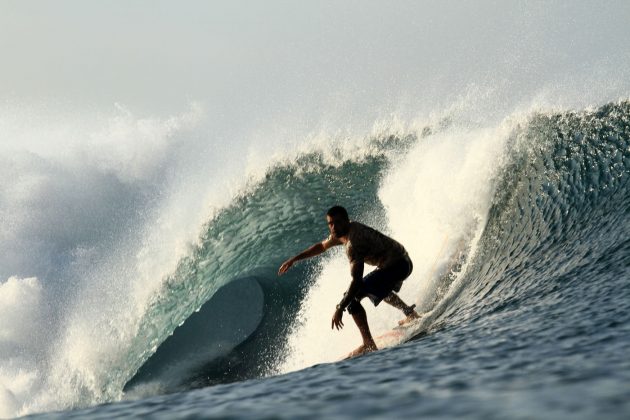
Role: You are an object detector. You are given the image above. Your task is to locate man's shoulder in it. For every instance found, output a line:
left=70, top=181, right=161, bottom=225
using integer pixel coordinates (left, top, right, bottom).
left=350, top=221, right=383, bottom=237
left=349, top=221, right=371, bottom=231
left=350, top=221, right=401, bottom=247
left=322, top=233, right=343, bottom=249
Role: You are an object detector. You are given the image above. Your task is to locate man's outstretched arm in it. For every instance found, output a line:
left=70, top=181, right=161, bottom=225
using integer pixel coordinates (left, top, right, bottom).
left=278, top=238, right=339, bottom=275
left=278, top=242, right=324, bottom=275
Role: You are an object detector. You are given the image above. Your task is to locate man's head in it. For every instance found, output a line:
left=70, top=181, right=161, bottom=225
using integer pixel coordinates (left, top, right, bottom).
left=326, top=206, right=350, bottom=238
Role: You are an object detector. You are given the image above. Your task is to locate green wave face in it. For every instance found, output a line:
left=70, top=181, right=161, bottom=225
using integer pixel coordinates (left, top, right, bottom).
left=454, top=101, right=630, bottom=322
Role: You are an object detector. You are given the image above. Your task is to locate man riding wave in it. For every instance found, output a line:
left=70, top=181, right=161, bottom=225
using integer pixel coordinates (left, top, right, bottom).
left=278, top=206, right=420, bottom=357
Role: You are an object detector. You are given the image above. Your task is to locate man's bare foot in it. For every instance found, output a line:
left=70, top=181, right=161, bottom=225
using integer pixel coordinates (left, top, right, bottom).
left=347, top=342, right=378, bottom=358
left=398, top=310, right=421, bottom=326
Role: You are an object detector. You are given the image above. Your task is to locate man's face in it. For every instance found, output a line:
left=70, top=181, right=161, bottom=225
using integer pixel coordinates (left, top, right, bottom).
left=327, top=214, right=350, bottom=238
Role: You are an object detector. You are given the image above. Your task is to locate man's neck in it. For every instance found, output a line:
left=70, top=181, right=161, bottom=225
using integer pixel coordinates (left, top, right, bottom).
left=337, top=222, right=353, bottom=243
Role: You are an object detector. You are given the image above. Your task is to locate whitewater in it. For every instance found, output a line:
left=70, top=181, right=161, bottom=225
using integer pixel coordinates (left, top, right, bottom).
left=1, top=2, right=630, bottom=419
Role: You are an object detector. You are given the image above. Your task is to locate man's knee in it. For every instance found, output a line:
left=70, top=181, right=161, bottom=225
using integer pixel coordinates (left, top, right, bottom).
left=347, top=299, right=364, bottom=315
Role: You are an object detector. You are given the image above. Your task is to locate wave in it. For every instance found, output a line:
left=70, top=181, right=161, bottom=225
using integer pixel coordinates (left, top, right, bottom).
left=1, top=100, right=629, bottom=417
left=453, top=101, right=630, bottom=324
left=122, top=135, right=415, bottom=393
left=123, top=276, right=265, bottom=393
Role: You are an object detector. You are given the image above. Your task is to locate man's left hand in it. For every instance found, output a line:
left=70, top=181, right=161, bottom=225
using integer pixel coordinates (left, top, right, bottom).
left=331, top=307, right=344, bottom=330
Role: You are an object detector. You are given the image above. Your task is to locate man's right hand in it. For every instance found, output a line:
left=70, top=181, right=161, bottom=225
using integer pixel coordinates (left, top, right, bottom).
left=278, top=258, right=295, bottom=276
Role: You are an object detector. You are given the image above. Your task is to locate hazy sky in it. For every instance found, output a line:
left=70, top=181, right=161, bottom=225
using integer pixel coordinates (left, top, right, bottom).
left=1, top=0, right=629, bottom=125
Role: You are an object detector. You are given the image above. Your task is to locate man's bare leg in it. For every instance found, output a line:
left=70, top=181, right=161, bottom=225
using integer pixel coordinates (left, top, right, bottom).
left=347, top=302, right=378, bottom=357
left=384, top=293, right=420, bottom=325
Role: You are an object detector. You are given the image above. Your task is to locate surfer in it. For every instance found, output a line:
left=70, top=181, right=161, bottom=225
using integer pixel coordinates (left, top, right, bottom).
left=278, top=205, right=420, bottom=357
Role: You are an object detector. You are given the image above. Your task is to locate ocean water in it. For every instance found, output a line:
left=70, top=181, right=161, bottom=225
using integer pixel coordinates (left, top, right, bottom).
left=2, top=99, right=628, bottom=419
left=2, top=3, right=630, bottom=419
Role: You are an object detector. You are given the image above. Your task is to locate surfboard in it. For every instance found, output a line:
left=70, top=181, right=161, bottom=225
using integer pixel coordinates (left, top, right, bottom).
left=341, top=316, right=424, bottom=360
left=374, top=316, right=423, bottom=347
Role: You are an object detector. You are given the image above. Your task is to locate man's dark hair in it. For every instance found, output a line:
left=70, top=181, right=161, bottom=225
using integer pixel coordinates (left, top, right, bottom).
left=326, top=205, right=349, bottom=221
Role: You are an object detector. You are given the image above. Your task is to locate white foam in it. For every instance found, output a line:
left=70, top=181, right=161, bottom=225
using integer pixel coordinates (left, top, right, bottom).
left=0, top=277, right=46, bottom=418
left=0, top=277, right=43, bottom=345
left=279, top=113, right=515, bottom=372
left=382, top=120, right=513, bottom=308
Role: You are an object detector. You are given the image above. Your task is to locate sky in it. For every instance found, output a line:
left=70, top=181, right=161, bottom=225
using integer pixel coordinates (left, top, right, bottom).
left=1, top=0, right=629, bottom=128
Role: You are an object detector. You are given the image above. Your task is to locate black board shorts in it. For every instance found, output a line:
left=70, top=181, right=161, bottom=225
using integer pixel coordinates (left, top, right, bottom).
left=360, top=256, right=413, bottom=306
